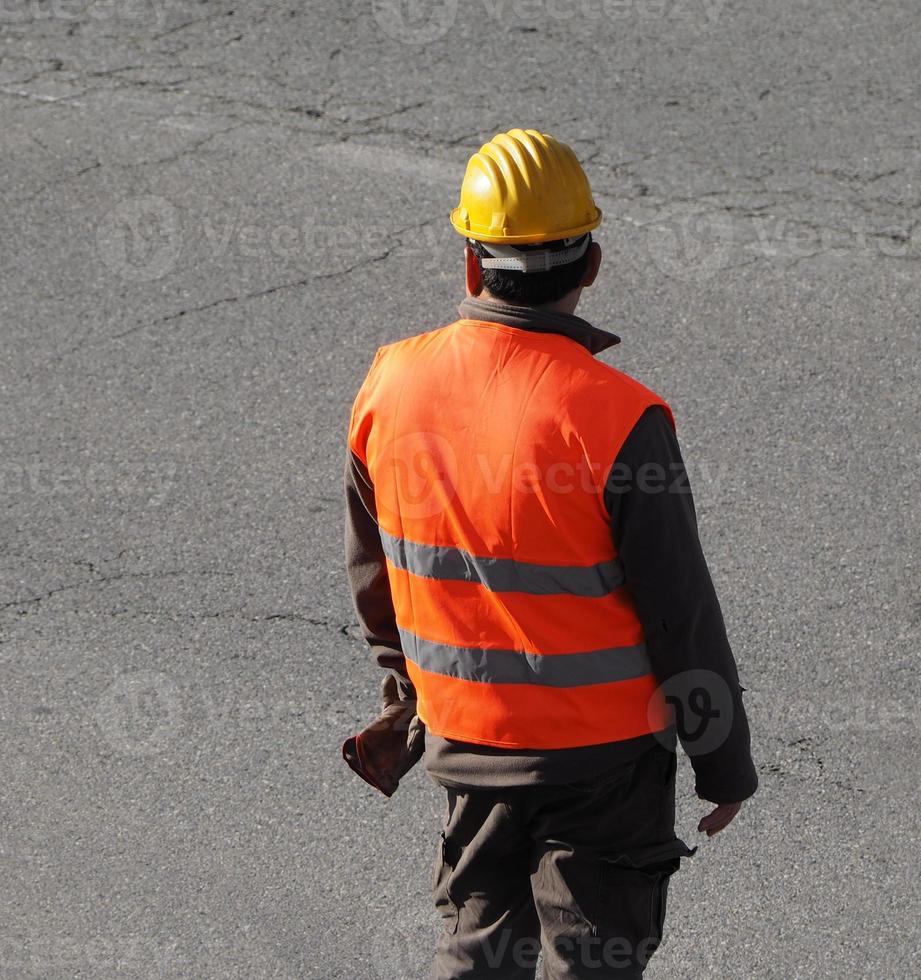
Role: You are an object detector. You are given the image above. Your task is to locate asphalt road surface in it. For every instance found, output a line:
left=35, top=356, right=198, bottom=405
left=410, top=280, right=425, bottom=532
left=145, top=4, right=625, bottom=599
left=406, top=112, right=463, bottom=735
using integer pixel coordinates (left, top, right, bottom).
left=1, top=2, right=918, bottom=978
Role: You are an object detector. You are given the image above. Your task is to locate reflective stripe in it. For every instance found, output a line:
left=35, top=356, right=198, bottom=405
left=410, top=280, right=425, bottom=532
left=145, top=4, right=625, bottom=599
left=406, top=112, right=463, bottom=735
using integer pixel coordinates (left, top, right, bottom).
left=380, top=529, right=624, bottom=598
left=399, top=628, right=652, bottom=688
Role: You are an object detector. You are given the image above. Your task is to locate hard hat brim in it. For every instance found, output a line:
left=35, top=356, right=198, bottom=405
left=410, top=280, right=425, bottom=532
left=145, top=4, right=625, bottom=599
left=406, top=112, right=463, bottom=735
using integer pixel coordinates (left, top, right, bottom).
left=450, top=206, right=602, bottom=245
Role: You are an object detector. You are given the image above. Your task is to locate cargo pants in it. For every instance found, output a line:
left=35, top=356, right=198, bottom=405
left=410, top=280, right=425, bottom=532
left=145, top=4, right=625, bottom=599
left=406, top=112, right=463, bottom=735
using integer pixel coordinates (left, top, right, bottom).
left=432, top=743, right=695, bottom=979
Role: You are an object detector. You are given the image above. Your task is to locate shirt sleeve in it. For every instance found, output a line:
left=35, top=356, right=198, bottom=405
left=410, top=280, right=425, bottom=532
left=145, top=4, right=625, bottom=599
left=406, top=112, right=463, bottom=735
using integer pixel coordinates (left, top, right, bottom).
left=606, top=406, right=758, bottom=804
left=344, top=450, right=416, bottom=698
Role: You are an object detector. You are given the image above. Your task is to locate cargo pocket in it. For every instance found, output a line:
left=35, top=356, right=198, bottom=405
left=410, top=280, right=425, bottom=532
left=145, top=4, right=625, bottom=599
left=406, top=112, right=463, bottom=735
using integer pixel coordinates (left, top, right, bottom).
left=598, top=839, right=696, bottom=970
left=642, top=864, right=673, bottom=964
left=433, top=831, right=460, bottom=935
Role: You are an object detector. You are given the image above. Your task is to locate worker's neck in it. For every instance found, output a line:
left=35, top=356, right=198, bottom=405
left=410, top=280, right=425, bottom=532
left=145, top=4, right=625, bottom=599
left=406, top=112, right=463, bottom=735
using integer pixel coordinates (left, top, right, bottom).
left=475, top=287, right=583, bottom=318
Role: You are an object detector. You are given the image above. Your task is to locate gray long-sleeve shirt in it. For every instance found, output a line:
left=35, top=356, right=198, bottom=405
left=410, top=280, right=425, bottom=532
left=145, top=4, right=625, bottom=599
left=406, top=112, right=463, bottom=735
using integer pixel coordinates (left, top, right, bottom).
left=345, top=297, right=758, bottom=804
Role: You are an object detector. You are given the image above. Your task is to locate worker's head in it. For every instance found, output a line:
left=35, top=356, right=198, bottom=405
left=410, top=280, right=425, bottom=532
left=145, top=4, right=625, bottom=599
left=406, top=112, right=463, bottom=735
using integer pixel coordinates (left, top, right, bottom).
left=451, top=128, right=603, bottom=311
left=465, top=234, right=602, bottom=309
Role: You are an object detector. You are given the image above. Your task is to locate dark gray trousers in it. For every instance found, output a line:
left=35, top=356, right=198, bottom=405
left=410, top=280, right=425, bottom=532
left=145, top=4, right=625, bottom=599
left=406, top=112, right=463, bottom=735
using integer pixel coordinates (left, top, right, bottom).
left=432, top=743, right=695, bottom=979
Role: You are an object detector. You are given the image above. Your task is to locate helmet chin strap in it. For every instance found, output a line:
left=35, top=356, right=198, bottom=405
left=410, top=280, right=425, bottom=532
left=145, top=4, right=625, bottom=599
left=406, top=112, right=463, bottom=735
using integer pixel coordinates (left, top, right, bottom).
left=473, top=235, right=590, bottom=273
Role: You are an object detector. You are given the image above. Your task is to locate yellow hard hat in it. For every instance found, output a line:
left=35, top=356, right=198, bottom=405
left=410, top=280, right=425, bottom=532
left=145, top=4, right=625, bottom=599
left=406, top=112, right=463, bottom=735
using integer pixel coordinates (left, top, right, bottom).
left=450, top=128, right=602, bottom=245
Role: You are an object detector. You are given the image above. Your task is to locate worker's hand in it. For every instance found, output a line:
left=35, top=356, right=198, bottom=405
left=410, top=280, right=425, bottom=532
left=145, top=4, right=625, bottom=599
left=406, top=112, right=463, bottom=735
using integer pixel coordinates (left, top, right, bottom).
left=342, top=673, right=425, bottom=798
left=697, top=801, right=742, bottom=837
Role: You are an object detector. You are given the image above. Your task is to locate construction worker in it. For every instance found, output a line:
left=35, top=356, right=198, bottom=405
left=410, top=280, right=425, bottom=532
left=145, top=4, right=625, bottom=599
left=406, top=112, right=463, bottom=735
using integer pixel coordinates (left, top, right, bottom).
left=343, top=128, right=757, bottom=979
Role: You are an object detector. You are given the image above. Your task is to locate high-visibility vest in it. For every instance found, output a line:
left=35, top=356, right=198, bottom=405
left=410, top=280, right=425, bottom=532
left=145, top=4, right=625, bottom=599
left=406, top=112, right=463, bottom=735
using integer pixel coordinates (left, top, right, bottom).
left=348, top=317, right=675, bottom=750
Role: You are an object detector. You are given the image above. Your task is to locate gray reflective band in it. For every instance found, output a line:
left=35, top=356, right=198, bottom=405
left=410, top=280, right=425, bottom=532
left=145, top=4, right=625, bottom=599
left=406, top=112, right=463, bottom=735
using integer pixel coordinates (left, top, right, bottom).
left=380, top=529, right=624, bottom=598
left=475, top=234, right=590, bottom=273
left=399, top=629, right=652, bottom=687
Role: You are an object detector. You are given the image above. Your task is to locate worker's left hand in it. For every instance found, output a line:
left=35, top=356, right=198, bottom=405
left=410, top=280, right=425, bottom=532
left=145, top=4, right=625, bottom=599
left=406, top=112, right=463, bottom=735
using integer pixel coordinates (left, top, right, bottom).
left=697, top=801, right=742, bottom=837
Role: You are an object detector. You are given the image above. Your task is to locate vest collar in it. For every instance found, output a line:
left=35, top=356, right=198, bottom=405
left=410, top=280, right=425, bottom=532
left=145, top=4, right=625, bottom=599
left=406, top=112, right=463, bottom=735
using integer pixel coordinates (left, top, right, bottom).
left=457, top=296, right=620, bottom=355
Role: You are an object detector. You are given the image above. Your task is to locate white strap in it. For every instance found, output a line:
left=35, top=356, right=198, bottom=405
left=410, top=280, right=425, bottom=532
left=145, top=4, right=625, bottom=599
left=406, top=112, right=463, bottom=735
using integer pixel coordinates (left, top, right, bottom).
left=476, top=235, right=590, bottom=273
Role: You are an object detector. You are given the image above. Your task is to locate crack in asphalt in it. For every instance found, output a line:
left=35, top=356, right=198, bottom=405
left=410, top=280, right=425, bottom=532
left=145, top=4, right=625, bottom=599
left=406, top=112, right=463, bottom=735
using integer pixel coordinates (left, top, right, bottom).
left=101, top=609, right=359, bottom=632
left=99, top=217, right=438, bottom=344
left=760, top=736, right=867, bottom=795
left=0, top=568, right=236, bottom=613
left=0, top=553, right=357, bottom=634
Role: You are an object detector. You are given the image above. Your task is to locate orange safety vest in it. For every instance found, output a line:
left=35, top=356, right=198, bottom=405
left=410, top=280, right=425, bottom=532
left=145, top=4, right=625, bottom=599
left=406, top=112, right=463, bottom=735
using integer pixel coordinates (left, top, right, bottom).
left=348, top=317, right=675, bottom=750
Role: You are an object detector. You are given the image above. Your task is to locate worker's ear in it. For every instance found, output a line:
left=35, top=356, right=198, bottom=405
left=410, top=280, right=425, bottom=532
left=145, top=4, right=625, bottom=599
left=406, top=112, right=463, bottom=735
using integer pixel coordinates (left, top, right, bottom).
left=581, top=241, right=602, bottom=288
left=465, top=246, right=483, bottom=296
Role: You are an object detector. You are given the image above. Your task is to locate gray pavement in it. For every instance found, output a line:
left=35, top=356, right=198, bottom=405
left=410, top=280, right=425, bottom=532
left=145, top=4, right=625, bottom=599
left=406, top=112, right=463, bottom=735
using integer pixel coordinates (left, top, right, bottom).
left=1, top=1, right=919, bottom=977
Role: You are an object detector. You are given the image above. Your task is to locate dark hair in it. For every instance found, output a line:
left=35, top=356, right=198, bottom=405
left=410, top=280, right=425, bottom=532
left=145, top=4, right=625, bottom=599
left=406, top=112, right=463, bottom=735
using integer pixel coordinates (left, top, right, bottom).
left=468, top=234, right=592, bottom=306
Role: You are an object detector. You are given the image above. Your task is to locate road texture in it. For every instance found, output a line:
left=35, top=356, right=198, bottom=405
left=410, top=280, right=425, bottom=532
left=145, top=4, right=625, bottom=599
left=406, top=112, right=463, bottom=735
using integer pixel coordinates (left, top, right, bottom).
left=1, top=1, right=918, bottom=977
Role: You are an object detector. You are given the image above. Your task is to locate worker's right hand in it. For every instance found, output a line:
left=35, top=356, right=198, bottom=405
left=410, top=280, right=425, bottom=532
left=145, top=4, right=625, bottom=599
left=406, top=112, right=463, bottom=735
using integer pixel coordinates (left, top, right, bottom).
left=342, top=673, right=425, bottom=797
left=697, top=800, right=742, bottom=837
